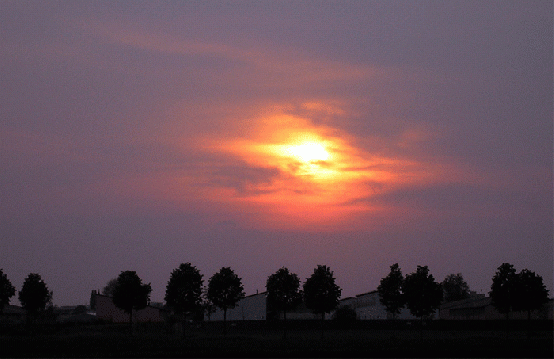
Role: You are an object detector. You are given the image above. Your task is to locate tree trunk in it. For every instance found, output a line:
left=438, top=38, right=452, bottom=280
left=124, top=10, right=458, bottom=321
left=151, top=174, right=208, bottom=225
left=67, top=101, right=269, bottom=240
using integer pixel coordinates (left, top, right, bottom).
left=526, top=310, right=532, bottom=339
left=283, top=310, right=287, bottom=340
left=182, top=315, right=186, bottom=339
left=129, top=310, right=133, bottom=335
left=320, top=312, right=325, bottom=340
left=223, top=308, right=227, bottom=335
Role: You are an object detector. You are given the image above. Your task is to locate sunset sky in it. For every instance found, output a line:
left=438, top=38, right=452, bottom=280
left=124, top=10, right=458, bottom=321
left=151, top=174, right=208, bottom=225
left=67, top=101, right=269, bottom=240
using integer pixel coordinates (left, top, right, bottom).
left=1, top=1, right=552, bottom=306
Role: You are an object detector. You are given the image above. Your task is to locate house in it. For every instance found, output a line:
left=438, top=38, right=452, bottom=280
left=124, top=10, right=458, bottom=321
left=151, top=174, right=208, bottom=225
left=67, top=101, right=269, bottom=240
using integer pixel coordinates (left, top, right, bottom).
left=90, top=290, right=165, bottom=323
left=338, top=290, right=422, bottom=320
left=208, top=292, right=267, bottom=321
left=55, top=305, right=97, bottom=323
left=439, top=296, right=553, bottom=320
left=275, top=301, right=332, bottom=320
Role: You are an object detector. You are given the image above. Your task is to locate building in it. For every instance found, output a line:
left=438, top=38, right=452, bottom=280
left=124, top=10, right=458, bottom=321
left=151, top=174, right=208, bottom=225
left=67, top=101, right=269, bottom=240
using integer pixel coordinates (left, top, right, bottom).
left=208, top=292, right=267, bottom=321
left=55, top=305, right=97, bottom=323
left=90, top=290, right=165, bottom=323
left=440, top=296, right=553, bottom=320
left=338, top=290, right=423, bottom=320
left=274, top=301, right=332, bottom=320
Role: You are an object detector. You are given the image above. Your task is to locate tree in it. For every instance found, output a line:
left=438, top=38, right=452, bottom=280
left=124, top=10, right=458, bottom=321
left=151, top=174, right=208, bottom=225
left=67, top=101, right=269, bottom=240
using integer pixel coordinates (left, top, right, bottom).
left=489, top=263, right=517, bottom=319
left=165, top=263, right=203, bottom=336
left=377, top=263, right=405, bottom=319
left=403, top=266, right=443, bottom=320
left=112, top=271, right=152, bottom=332
left=266, top=267, right=303, bottom=339
left=303, top=265, right=341, bottom=321
left=442, top=273, right=470, bottom=302
left=266, top=267, right=303, bottom=321
left=207, top=267, right=245, bottom=333
left=18, top=273, right=53, bottom=319
left=0, top=269, right=16, bottom=315
left=512, top=269, right=549, bottom=320
left=102, top=278, right=118, bottom=297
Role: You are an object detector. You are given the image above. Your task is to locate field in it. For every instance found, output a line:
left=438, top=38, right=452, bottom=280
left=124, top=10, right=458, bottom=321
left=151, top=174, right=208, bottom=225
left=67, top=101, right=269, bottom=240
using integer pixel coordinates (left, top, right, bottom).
left=1, top=320, right=552, bottom=358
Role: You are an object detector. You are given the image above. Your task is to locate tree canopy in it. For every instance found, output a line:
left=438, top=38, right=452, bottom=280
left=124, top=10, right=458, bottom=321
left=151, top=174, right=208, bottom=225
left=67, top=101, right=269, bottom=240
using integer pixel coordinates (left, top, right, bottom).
left=0, top=269, right=16, bottom=314
left=377, top=263, right=405, bottom=318
left=266, top=267, right=302, bottom=321
left=442, top=273, right=470, bottom=302
left=512, top=269, right=549, bottom=318
left=490, top=263, right=549, bottom=319
left=18, top=273, right=52, bottom=316
left=207, top=267, right=245, bottom=324
left=303, top=265, right=341, bottom=320
left=489, top=263, right=517, bottom=316
left=102, top=278, right=118, bottom=297
left=403, top=265, right=442, bottom=319
left=165, top=263, right=204, bottom=316
left=112, top=271, right=152, bottom=324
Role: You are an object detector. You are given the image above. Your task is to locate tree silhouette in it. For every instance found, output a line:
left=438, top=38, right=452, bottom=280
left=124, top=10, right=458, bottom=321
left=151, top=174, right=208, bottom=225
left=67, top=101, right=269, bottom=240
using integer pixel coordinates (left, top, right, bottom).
left=266, top=267, right=302, bottom=321
left=403, top=266, right=442, bottom=320
left=442, top=273, right=470, bottom=302
left=489, top=263, right=517, bottom=319
left=112, top=271, right=152, bottom=333
left=18, top=273, right=52, bottom=322
left=512, top=269, right=549, bottom=320
left=377, top=263, right=405, bottom=319
left=266, top=267, right=302, bottom=339
left=165, top=263, right=203, bottom=336
left=303, top=265, right=341, bottom=321
left=102, top=278, right=118, bottom=297
left=0, top=269, right=16, bottom=315
left=207, top=267, right=245, bottom=333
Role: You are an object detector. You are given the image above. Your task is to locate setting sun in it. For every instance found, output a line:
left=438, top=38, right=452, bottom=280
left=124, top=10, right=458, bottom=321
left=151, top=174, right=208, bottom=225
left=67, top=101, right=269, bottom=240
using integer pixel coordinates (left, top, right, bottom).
left=285, top=142, right=329, bottom=162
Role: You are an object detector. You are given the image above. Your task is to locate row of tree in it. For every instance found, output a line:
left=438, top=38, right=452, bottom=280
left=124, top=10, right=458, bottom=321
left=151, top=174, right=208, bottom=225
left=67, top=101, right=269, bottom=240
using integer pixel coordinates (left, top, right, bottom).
left=163, top=264, right=340, bottom=333
left=377, top=263, right=550, bottom=320
left=0, top=271, right=52, bottom=320
left=0, top=262, right=549, bottom=327
left=96, top=264, right=339, bottom=334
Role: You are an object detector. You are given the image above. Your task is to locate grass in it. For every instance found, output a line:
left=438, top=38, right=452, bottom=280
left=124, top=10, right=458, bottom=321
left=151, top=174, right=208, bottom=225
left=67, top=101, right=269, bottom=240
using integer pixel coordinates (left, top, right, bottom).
left=0, top=321, right=552, bottom=357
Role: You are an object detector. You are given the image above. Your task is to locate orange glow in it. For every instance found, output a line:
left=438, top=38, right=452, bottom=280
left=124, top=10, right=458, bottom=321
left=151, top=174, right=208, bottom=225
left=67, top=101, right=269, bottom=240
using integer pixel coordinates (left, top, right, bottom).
left=190, top=106, right=422, bottom=230
left=179, top=103, right=454, bottom=230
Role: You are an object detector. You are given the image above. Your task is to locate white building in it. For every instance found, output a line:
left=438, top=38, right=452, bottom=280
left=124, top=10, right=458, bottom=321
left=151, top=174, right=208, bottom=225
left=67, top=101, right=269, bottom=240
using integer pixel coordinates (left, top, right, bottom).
left=208, top=292, right=267, bottom=321
left=338, top=290, right=425, bottom=320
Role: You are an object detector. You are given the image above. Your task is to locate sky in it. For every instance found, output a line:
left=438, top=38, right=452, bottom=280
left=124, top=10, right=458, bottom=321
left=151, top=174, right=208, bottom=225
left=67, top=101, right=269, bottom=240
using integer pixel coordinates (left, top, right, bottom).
left=1, top=1, right=552, bottom=307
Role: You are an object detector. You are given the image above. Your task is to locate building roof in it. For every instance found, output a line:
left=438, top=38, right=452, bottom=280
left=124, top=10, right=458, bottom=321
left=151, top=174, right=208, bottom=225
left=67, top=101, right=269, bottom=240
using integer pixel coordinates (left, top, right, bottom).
left=355, top=290, right=378, bottom=297
left=440, top=296, right=491, bottom=310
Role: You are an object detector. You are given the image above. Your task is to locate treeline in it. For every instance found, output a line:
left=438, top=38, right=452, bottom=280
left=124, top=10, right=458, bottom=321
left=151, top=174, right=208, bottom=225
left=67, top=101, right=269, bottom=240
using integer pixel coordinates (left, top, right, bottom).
left=377, top=263, right=550, bottom=321
left=0, top=262, right=550, bottom=327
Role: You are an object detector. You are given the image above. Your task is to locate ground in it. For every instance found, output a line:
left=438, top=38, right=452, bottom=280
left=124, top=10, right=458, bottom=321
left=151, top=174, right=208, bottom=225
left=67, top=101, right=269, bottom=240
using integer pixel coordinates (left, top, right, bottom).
left=0, top=320, right=552, bottom=357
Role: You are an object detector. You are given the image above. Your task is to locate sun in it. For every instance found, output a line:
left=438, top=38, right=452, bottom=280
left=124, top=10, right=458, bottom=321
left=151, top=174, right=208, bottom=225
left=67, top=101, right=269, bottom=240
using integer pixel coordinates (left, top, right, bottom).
left=285, top=142, right=329, bottom=162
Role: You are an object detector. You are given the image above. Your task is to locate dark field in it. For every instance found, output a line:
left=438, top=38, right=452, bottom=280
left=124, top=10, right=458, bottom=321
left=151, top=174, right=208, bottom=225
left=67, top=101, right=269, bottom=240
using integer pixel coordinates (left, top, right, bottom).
left=1, top=320, right=552, bottom=358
